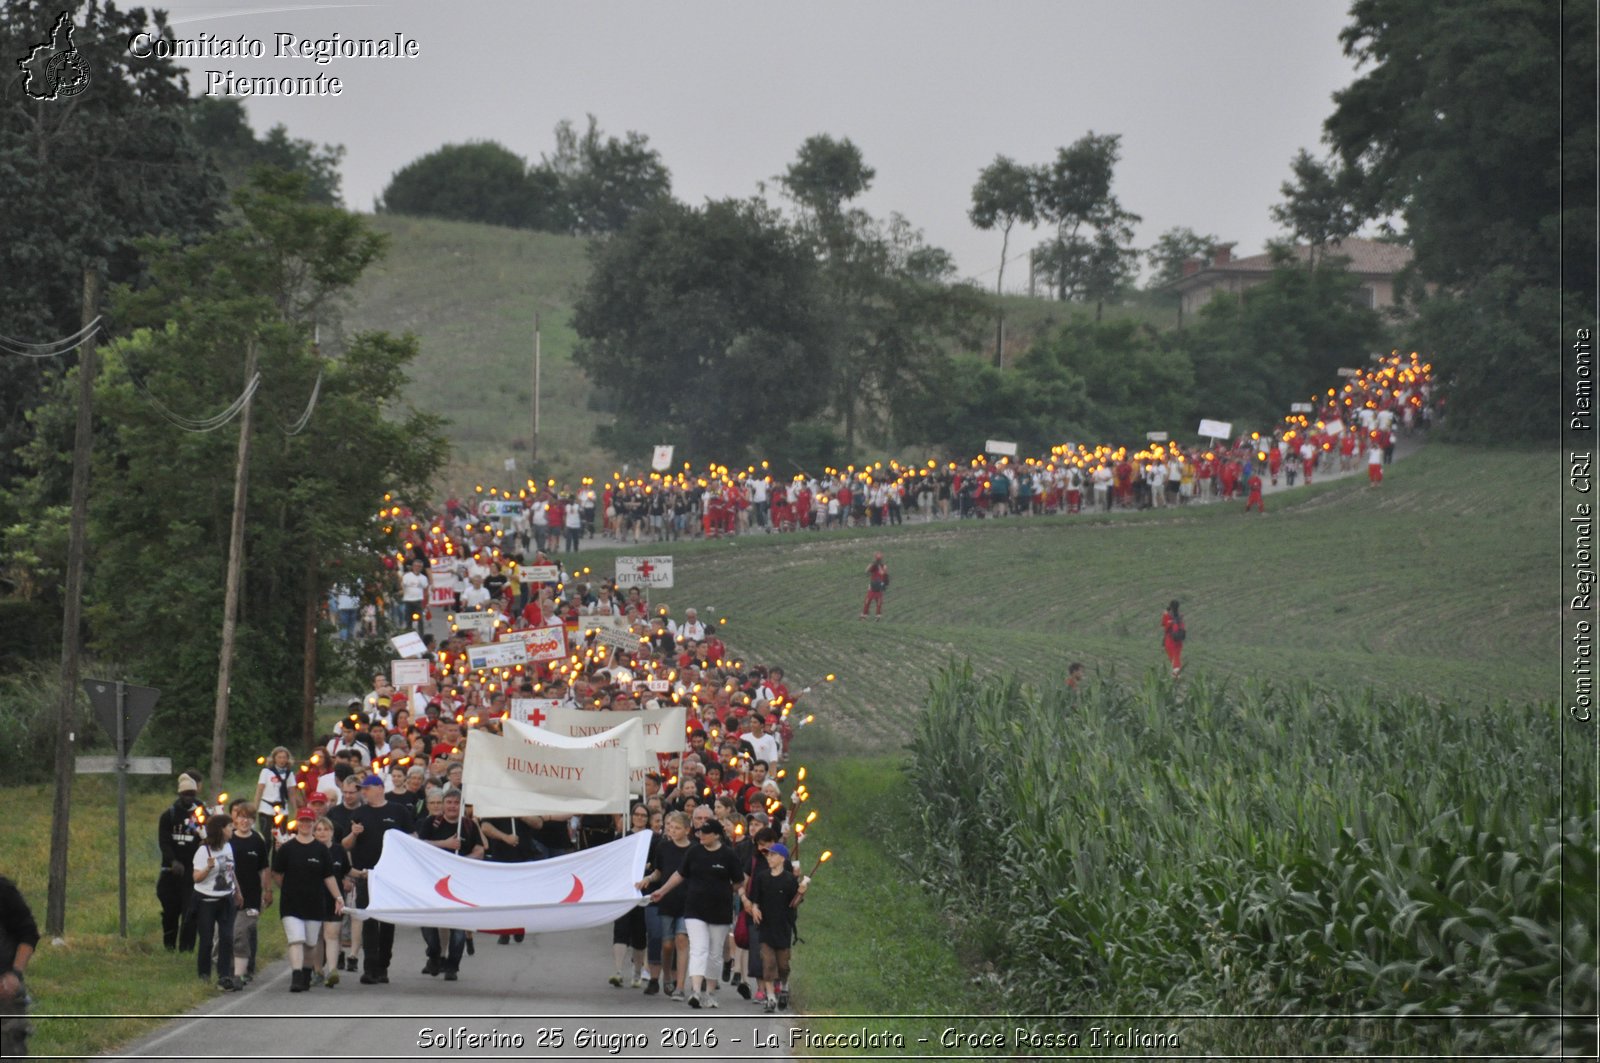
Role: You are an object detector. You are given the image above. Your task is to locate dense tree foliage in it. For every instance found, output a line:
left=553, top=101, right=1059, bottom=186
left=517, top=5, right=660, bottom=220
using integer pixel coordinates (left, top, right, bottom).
left=187, top=97, right=344, bottom=206
left=1030, top=133, right=1142, bottom=312
left=379, top=140, right=565, bottom=230
left=379, top=116, right=671, bottom=236
left=0, top=1, right=225, bottom=514
left=573, top=197, right=829, bottom=463
left=77, top=173, right=446, bottom=769
left=1285, top=0, right=1594, bottom=441
left=1144, top=227, right=1221, bottom=290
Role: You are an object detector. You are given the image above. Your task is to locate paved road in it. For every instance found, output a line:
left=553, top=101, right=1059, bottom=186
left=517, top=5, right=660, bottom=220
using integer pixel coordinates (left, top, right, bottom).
left=118, top=923, right=797, bottom=1061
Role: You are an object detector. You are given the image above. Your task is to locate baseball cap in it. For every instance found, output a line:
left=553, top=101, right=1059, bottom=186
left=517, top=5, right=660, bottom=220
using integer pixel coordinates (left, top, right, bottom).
left=360, top=774, right=384, bottom=788
left=767, top=843, right=789, bottom=859
left=296, top=807, right=318, bottom=822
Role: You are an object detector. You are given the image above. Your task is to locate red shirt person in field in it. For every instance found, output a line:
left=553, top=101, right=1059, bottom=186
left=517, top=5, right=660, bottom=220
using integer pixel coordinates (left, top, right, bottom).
left=861, top=552, right=889, bottom=619
left=1161, top=600, right=1186, bottom=676
left=1244, top=473, right=1265, bottom=513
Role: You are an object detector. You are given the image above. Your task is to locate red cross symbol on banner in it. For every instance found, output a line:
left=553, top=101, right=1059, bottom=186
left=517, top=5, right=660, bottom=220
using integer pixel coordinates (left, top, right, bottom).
left=637, top=561, right=655, bottom=579
left=529, top=707, right=547, bottom=726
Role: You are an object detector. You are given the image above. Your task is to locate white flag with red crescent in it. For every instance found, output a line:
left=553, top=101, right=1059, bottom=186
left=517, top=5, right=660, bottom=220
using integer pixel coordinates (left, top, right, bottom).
left=355, top=829, right=650, bottom=932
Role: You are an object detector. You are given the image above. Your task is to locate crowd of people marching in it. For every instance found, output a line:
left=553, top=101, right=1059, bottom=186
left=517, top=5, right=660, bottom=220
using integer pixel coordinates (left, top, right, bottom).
left=161, top=564, right=818, bottom=1012
left=334, top=355, right=1430, bottom=613
left=150, top=354, right=1430, bottom=1013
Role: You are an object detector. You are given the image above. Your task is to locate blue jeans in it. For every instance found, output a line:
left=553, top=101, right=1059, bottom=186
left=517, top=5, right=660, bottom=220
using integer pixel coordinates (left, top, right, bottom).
left=643, top=904, right=664, bottom=965
left=421, top=927, right=466, bottom=972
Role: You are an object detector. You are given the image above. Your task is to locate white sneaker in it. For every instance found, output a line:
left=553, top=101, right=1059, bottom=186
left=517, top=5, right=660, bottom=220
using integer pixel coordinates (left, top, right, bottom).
left=705, top=992, right=719, bottom=1008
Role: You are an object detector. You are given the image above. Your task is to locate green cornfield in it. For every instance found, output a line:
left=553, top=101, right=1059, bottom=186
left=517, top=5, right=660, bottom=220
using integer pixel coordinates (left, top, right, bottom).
left=907, top=665, right=1596, bottom=1056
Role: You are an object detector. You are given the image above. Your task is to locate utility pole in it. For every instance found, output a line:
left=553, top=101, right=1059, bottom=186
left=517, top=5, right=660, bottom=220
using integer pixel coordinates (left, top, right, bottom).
left=532, top=312, right=541, bottom=464
left=209, top=337, right=258, bottom=794
left=300, top=326, right=322, bottom=751
left=46, top=266, right=100, bottom=938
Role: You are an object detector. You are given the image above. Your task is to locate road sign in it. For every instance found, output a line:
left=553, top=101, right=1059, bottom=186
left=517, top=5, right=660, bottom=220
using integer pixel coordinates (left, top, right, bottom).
left=83, top=679, right=159, bottom=753
left=74, top=756, right=172, bottom=775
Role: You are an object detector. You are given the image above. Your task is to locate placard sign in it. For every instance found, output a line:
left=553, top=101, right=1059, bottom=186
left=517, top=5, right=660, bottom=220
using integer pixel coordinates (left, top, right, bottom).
left=428, top=585, right=455, bottom=607
left=586, top=615, right=639, bottom=649
left=478, top=500, right=524, bottom=517
left=467, top=625, right=568, bottom=671
left=521, top=564, right=561, bottom=583
left=391, top=659, right=431, bottom=687
left=452, top=611, right=499, bottom=637
left=616, top=556, right=674, bottom=588
left=651, top=445, right=675, bottom=472
left=1290, top=403, right=1314, bottom=413
left=1336, top=367, right=1360, bottom=378
left=508, top=697, right=563, bottom=725
left=984, top=439, right=1018, bottom=457
left=1324, top=418, right=1345, bottom=435
left=1145, top=431, right=1169, bottom=442
left=1197, top=419, right=1233, bottom=439
left=390, top=631, right=428, bottom=659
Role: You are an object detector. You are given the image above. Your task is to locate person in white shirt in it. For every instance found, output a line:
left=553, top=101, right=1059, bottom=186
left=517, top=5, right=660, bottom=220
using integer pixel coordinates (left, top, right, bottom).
left=399, top=560, right=429, bottom=629
left=672, top=608, right=708, bottom=643
left=460, top=576, right=492, bottom=611
left=1092, top=464, right=1113, bottom=511
left=740, top=713, right=781, bottom=766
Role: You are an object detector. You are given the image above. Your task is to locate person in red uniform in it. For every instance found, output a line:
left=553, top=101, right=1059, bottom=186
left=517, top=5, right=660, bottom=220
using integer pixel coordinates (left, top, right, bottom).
left=861, top=553, right=889, bottom=619
left=1267, top=445, right=1282, bottom=485
left=1161, top=600, right=1186, bottom=676
left=1244, top=473, right=1265, bottom=513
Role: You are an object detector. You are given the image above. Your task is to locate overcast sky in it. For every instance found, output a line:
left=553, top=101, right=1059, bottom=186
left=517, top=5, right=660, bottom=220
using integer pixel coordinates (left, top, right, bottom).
left=149, top=0, right=1361, bottom=289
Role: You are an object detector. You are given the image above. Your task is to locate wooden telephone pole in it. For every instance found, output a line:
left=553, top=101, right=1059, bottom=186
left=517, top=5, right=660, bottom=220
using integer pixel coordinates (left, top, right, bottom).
left=208, top=337, right=258, bottom=794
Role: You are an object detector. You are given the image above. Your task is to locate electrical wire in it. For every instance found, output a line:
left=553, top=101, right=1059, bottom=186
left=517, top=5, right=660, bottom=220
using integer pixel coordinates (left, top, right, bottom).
left=279, top=368, right=323, bottom=437
left=0, top=317, right=103, bottom=358
left=130, top=369, right=262, bottom=434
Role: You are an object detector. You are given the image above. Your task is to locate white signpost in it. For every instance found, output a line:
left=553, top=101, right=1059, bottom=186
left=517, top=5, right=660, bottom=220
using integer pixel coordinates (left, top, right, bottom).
left=390, top=631, right=428, bottom=658
left=1197, top=419, right=1233, bottom=441
left=616, top=556, right=674, bottom=588
left=451, top=610, right=500, bottom=638
left=984, top=439, right=1018, bottom=457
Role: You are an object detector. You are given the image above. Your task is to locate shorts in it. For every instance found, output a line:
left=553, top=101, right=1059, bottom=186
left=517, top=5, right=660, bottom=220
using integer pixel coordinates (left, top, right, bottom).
left=612, top=905, right=647, bottom=950
left=663, top=914, right=687, bottom=937
left=281, top=915, right=322, bottom=946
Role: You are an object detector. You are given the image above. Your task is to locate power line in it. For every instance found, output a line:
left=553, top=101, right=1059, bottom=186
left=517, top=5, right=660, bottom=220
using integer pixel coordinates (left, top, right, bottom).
left=0, top=317, right=103, bottom=358
left=127, top=366, right=262, bottom=434
left=278, top=368, right=323, bottom=437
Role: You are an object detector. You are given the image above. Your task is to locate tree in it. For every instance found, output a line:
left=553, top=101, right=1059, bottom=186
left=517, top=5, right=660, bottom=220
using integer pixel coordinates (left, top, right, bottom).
left=78, top=171, right=447, bottom=770
left=379, top=141, right=566, bottom=230
left=779, top=134, right=876, bottom=250
left=187, top=97, right=344, bottom=206
left=0, top=0, right=225, bottom=511
left=1023, top=318, right=1194, bottom=443
left=572, top=198, right=829, bottom=462
left=1270, top=150, right=1362, bottom=266
left=1145, top=227, right=1221, bottom=289
left=1305, top=0, right=1594, bottom=440
left=1030, top=133, right=1142, bottom=314
left=1177, top=257, right=1387, bottom=428
left=969, top=155, right=1039, bottom=364
left=542, top=115, right=672, bottom=235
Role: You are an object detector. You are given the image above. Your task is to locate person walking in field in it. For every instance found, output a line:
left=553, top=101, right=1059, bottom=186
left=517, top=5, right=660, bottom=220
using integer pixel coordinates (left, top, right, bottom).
left=1367, top=437, right=1385, bottom=484
left=861, top=552, right=889, bottom=619
left=1244, top=473, right=1265, bottom=514
left=1161, top=600, right=1186, bottom=677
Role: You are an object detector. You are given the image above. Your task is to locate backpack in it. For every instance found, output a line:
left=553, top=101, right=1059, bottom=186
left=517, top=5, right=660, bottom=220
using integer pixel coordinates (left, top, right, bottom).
left=1171, top=620, right=1186, bottom=643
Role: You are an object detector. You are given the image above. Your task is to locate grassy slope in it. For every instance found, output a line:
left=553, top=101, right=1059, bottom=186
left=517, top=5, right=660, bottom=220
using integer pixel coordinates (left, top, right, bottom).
left=342, top=214, right=1174, bottom=491
left=342, top=214, right=604, bottom=489
left=584, top=444, right=1556, bottom=749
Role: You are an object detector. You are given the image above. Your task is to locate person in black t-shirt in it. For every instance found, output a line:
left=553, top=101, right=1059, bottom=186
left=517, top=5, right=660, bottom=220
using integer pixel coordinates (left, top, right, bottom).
left=413, top=791, right=481, bottom=979
left=310, top=816, right=351, bottom=985
left=743, top=841, right=802, bottom=1012
left=227, top=801, right=272, bottom=985
left=638, top=811, right=693, bottom=998
left=272, top=808, right=344, bottom=992
left=649, top=819, right=743, bottom=1009
left=156, top=774, right=204, bottom=952
left=343, top=774, right=411, bottom=983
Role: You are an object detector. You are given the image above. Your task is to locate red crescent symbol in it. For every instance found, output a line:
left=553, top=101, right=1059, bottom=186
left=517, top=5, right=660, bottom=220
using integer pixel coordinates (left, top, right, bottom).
left=560, top=875, right=584, bottom=904
left=433, top=875, right=479, bottom=907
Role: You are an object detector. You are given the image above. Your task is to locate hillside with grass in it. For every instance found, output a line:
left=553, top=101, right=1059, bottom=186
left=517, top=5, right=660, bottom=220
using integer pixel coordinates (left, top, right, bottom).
left=574, top=444, right=1557, bottom=749
left=341, top=214, right=1176, bottom=491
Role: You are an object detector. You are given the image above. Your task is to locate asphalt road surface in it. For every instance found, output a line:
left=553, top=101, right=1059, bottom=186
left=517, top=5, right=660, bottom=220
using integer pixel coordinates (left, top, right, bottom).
left=117, top=922, right=799, bottom=1061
